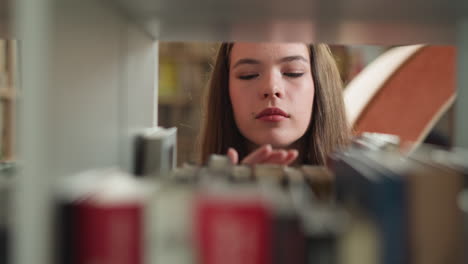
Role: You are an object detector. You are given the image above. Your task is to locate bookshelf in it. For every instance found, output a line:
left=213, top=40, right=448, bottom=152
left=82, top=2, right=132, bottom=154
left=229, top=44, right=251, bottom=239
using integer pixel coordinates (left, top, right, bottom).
left=7, top=0, right=468, bottom=264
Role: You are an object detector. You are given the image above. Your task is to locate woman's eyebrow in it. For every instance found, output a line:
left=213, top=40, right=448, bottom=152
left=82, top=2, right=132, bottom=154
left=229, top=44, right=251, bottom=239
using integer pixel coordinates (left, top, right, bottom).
left=232, top=55, right=308, bottom=69
left=232, top=58, right=260, bottom=69
left=278, top=55, right=309, bottom=64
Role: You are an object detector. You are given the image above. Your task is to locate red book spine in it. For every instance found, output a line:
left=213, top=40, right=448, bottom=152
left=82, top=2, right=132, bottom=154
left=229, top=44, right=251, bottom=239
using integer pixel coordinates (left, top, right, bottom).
left=76, top=201, right=142, bottom=264
left=194, top=195, right=272, bottom=264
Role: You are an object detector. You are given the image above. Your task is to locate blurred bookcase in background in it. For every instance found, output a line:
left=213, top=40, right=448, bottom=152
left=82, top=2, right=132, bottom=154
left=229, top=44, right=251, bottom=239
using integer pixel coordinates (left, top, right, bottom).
left=158, top=42, right=219, bottom=165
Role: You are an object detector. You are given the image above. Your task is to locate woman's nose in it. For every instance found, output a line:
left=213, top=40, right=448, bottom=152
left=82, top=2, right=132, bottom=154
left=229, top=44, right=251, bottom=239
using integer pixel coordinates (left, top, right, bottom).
left=260, top=73, right=284, bottom=99
left=262, top=91, right=282, bottom=99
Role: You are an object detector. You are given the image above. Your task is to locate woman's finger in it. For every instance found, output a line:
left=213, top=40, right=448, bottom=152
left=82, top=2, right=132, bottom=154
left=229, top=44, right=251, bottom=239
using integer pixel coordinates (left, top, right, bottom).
left=241, top=144, right=272, bottom=165
left=283, top=149, right=299, bottom=165
left=262, top=150, right=288, bottom=164
left=227, top=148, right=239, bottom=165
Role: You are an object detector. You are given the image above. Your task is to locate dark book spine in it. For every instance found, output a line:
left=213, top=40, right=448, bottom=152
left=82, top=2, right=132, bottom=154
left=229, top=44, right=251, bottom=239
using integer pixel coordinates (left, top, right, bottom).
left=306, top=235, right=337, bottom=264
left=133, top=135, right=146, bottom=177
left=0, top=226, right=8, bottom=264
left=334, top=154, right=407, bottom=264
left=54, top=200, right=78, bottom=264
left=272, top=215, right=307, bottom=264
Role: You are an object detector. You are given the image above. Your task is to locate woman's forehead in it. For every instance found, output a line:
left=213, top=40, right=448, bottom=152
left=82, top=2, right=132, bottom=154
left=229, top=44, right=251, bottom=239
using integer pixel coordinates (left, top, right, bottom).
left=230, top=42, right=309, bottom=61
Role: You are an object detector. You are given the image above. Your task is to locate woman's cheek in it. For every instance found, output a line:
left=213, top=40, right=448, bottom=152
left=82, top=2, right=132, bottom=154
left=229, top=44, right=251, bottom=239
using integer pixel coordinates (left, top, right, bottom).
left=230, top=83, right=248, bottom=122
left=232, top=82, right=252, bottom=103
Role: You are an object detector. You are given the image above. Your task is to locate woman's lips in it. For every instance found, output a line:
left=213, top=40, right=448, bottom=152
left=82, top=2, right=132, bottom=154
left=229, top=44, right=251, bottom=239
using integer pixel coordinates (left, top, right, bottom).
left=256, top=107, right=290, bottom=122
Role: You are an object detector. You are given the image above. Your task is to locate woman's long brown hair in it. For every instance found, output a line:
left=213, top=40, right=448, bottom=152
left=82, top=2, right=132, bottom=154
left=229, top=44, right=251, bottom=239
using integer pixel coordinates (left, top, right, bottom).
left=197, top=43, right=350, bottom=165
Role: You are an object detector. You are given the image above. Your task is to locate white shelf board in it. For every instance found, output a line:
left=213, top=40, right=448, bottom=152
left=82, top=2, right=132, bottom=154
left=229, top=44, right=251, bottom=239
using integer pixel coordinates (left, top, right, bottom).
left=109, top=0, right=466, bottom=44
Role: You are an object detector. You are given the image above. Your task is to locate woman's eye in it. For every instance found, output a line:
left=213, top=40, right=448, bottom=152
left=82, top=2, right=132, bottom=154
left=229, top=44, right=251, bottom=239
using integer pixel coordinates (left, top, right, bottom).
left=283, top=72, right=304, bottom=78
left=238, top=74, right=259, bottom=80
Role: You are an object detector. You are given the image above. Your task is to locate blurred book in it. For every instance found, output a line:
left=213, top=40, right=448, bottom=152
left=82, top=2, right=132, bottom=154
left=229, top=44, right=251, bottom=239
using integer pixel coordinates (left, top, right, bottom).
left=54, top=169, right=151, bottom=264
left=133, top=127, right=177, bottom=178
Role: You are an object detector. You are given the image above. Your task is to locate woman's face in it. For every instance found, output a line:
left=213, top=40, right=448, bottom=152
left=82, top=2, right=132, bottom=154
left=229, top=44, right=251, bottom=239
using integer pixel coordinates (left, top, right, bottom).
left=229, top=42, right=315, bottom=148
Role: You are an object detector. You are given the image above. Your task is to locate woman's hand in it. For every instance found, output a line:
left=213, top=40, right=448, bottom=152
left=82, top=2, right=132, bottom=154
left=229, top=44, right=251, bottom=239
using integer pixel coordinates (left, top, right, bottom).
left=227, top=144, right=298, bottom=165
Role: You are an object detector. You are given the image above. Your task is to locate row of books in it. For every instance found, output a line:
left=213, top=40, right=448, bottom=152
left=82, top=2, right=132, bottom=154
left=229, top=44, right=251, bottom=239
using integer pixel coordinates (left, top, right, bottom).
left=51, top=130, right=468, bottom=264
left=332, top=142, right=467, bottom=264
left=54, top=159, right=342, bottom=264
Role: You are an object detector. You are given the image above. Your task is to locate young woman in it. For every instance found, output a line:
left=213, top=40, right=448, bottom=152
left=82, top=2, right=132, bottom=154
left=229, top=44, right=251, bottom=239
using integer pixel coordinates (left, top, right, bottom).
left=198, top=42, right=350, bottom=166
